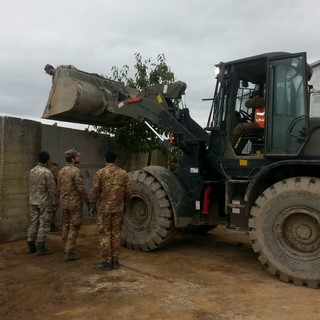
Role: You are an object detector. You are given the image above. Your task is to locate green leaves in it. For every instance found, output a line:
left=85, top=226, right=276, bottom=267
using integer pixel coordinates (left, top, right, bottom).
left=98, top=53, right=175, bottom=156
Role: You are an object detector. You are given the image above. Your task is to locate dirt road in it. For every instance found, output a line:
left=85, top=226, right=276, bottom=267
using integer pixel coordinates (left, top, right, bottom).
left=0, top=220, right=318, bottom=320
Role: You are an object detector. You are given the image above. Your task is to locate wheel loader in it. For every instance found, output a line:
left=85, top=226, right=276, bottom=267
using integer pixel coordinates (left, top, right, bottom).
left=43, top=52, right=320, bottom=288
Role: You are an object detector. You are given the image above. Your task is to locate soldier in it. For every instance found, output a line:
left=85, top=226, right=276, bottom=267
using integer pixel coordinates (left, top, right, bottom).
left=27, top=151, right=58, bottom=256
left=47, top=160, right=60, bottom=232
left=58, top=148, right=90, bottom=262
left=168, top=158, right=178, bottom=172
left=90, top=151, right=131, bottom=271
left=231, top=85, right=266, bottom=153
left=44, top=64, right=55, bottom=78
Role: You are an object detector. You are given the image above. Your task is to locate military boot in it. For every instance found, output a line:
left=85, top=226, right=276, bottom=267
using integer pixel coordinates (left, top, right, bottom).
left=27, top=241, right=37, bottom=253
left=94, top=262, right=113, bottom=271
left=112, top=260, right=120, bottom=270
left=49, top=223, right=59, bottom=232
left=37, top=242, right=52, bottom=256
left=64, top=252, right=80, bottom=262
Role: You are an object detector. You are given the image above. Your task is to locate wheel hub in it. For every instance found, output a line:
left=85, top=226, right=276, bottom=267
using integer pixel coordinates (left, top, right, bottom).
left=296, top=224, right=312, bottom=239
left=124, top=194, right=151, bottom=231
left=274, top=207, right=320, bottom=261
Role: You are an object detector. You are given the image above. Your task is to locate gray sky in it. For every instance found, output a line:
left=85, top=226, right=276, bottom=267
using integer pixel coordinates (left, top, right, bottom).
left=1, top=0, right=320, bottom=128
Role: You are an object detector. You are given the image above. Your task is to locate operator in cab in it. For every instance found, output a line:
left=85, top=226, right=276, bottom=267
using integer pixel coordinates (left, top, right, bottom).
left=231, top=84, right=265, bottom=154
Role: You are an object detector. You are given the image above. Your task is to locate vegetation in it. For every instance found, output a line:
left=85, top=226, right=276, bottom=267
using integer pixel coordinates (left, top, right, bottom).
left=97, top=53, right=175, bottom=163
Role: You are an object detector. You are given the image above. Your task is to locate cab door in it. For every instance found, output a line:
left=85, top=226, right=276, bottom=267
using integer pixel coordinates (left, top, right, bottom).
left=265, top=53, right=309, bottom=156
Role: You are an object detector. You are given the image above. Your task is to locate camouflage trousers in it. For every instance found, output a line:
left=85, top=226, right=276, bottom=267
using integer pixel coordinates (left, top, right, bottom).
left=51, top=207, right=58, bottom=224
left=27, top=204, right=52, bottom=243
left=230, top=122, right=260, bottom=146
left=97, top=211, right=123, bottom=263
left=61, top=206, right=82, bottom=253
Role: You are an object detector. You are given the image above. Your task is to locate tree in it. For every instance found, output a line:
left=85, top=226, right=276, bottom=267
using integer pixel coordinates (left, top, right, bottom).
left=97, top=53, right=175, bottom=164
left=110, top=53, right=175, bottom=89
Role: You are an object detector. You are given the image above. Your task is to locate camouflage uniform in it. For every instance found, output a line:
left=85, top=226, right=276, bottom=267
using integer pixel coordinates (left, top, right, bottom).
left=58, top=164, right=89, bottom=254
left=47, top=162, right=60, bottom=226
left=90, top=163, right=131, bottom=264
left=231, top=122, right=260, bottom=146
left=231, top=96, right=265, bottom=147
left=27, top=163, right=58, bottom=243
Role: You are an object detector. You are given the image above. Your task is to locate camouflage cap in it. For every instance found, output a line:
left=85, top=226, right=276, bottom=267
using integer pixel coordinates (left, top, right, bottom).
left=65, top=148, right=81, bottom=157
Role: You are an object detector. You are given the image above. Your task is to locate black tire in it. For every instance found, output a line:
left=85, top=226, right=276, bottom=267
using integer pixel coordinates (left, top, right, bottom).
left=249, top=177, right=320, bottom=288
left=180, top=225, right=217, bottom=235
left=121, top=170, right=177, bottom=251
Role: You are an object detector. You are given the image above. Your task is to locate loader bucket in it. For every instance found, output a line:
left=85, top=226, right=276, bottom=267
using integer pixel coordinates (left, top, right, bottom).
left=42, top=66, right=139, bottom=126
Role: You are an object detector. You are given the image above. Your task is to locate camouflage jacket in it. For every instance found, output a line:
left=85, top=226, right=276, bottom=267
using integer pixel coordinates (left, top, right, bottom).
left=47, top=162, right=60, bottom=182
left=29, top=163, right=58, bottom=206
left=90, top=163, right=131, bottom=213
left=58, top=164, right=89, bottom=209
left=245, top=96, right=265, bottom=109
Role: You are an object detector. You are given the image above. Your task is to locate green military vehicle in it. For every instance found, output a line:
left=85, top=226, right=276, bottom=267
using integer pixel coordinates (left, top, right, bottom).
left=43, top=52, right=320, bottom=288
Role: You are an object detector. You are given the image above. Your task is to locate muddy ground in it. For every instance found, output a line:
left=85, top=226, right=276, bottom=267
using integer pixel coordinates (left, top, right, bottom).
left=0, top=219, right=319, bottom=320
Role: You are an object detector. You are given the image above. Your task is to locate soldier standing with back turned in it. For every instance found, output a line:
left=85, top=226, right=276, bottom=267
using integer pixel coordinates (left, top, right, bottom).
left=58, top=148, right=90, bottom=262
left=27, top=151, right=58, bottom=255
left=90, top=151, right=131, bottom=271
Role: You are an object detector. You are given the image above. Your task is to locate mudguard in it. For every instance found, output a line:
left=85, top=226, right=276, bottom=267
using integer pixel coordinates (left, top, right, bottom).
left=143, top=166, right=194, bottom=227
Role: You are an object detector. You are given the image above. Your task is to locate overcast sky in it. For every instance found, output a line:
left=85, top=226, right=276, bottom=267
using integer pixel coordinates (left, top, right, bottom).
left=1, top=0, right=320, bottom=129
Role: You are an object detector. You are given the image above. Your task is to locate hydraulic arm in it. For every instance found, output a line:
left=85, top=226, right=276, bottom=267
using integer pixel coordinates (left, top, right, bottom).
left=43, top=65, right=208, bottom=143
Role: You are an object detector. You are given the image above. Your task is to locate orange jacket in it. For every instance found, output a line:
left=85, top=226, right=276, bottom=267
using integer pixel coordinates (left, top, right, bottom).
left=254, top=108, right=265, bottom=128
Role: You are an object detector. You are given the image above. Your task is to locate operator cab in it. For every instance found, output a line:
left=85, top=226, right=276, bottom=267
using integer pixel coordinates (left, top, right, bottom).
left=206, top=52, right=311, bottom=159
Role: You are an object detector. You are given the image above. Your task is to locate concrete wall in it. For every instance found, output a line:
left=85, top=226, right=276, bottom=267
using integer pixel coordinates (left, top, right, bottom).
left=0, top=117, right=168, bottom=242
left=41, top=125, right=167, bottom=176
left=0, top=117, right=41, bottom=242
